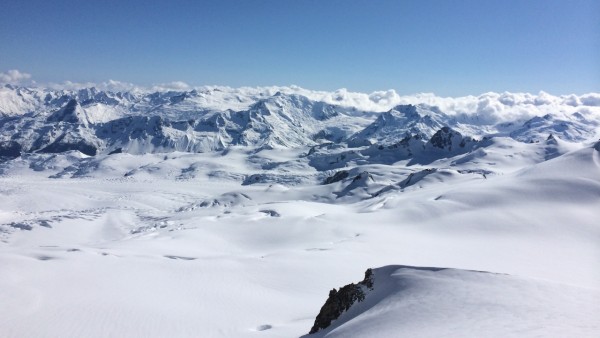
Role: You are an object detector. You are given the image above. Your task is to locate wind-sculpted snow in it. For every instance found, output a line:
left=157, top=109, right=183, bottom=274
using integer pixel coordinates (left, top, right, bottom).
left=305, top=266, right=600, bottom=337
left=1, top=84, right=600, bottom=338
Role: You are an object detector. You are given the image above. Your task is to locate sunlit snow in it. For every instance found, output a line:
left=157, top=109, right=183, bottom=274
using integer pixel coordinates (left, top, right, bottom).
left=1, top=85, right=599, bottom=337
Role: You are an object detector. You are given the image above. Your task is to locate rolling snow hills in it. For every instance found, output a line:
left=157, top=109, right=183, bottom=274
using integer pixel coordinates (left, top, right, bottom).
left=0, top=84, right=599, bottom=337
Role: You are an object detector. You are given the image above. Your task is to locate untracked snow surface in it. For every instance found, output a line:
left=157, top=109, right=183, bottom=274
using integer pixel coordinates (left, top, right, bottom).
left=305, top=266, right=600, bottom=338
left=0, top=85, right=599, bottom=337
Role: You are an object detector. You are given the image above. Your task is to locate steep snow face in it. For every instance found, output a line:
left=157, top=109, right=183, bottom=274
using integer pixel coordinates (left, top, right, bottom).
left=225, top=93, right=343, bottom=149
left=347, top=104, right=447, bottom=146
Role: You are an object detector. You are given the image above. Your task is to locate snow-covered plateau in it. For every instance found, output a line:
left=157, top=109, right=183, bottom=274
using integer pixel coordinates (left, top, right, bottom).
left=1, top=84, right=599, bottom=337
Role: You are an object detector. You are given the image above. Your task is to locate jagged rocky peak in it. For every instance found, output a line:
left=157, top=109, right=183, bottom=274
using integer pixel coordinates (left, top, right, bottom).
left=428, top=126, right=475, bottom=151
left=429, top=126, right=457, bottom=149
left=546, top=133, right=557, bottom=145
left=47, top=99, right=88, bottom=126
left=309, top=268, right=374, bottom=335
left=347, top=104, right=448, bottom=147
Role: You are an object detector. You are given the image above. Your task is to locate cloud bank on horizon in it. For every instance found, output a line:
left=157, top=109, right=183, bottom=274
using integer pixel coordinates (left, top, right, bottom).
left=0, top=69, right=32, bottom=84
left=1, top=69, right=599, bottom=124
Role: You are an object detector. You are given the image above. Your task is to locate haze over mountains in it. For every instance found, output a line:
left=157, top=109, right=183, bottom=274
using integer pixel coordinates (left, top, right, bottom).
left=1, top=83, right=599, bottom=337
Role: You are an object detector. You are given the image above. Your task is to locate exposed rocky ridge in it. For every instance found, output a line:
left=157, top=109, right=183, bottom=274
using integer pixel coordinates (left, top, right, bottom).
left=307, top=126, right=480, bottom=170
left=309, top=268, right=374, bottom=335
left=346, top=104, right=447, bottom=147
left=0, top=91, right=360, bottom=156
left=323, top=170, right=350, bottom=185
left=1, top=86, right=598, bottom=164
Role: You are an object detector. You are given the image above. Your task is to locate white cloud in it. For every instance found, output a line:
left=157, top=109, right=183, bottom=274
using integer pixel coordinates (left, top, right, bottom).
left=46, top=80, right=97, bottom=91
left=579, top=93, right=600, bottom=107
left=533, top=91, right=556, bottom=106
left=44, top=79, right=142, bottom=93
left=100, top=80, right=140, bottom=92
left=151, top=81, right=191, bottom=92
left=0, top=69, right=32, bottom=84
left=561, top=94, right=581, bottom=107
left=3, top=71, right=599, bottom=125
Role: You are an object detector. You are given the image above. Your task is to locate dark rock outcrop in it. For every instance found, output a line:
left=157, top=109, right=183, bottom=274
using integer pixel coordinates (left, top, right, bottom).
left=323, top=170, right=349, bottom=184
left=428, top=126, right=476, bottom=151
left=108, top=147, right=122, bottom=155
left=352, top=171, right=374, bottom=183
left=399, top=168, right=437, bottom=188
left=309, top=268, right=374, bottom=335
left=47, top=99, right=88, bottom=125
left=39, top=136, right=98, bottom=156
left=0, top=141, right=22, bottom=158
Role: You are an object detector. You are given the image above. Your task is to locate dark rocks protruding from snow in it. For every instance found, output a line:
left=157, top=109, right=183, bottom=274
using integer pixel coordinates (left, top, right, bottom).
left=334, top=171, right=380, bottom=199
left=108, top=147, right=122, bottom=155
left=429, top=126, right=454, bottom=149
left=176, top=192, right=252, bottom=212
left=0, top=140, right=22, bottom=158
left=428, top=126, right=475, bottom=151
left=309, top=268, right=374, bottom=335
left=323, top=170, right=349, bottom=184
left=9, top=222, right=33, bottom=231
left=352, top=171, right=374, bottom=184
left=259, top=209, right=280, bottom=217
left=39, top=138, right=98, bottom=156
left=399, top=168, right=437, bottom=188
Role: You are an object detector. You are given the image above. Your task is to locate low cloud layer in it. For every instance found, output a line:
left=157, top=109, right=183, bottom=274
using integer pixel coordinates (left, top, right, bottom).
left=2, top=69, right=599, bottom=125
left=0, top=69, right=32, bottom=84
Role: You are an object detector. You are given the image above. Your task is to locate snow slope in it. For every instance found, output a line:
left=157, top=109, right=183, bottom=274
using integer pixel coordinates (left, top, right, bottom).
left=306, top=266, right=600, bottom=338
left=0, top=85, right=599, bottom=337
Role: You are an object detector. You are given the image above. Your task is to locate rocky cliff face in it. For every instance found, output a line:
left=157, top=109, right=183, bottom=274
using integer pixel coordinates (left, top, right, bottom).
left=309, top=268, right=374, bottom=335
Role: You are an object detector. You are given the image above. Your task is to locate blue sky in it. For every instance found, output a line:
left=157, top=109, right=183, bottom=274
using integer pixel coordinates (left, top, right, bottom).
left=0, top=0, right=598, bottom=95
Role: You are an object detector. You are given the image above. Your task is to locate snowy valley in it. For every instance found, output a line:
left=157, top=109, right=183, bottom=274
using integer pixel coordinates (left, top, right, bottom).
left=1, top=84, right=599, bottom=337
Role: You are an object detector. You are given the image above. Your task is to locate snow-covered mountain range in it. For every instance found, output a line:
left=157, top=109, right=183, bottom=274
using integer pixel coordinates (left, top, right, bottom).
left=2, top=84, right=599, bottom=158
left=1, top=84, right=599, bottom=337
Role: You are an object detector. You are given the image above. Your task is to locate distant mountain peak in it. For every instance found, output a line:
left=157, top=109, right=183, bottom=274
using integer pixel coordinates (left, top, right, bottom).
left=47, top=99, right=89, bottom=126
left=347, top=104, right=447, bottom=147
